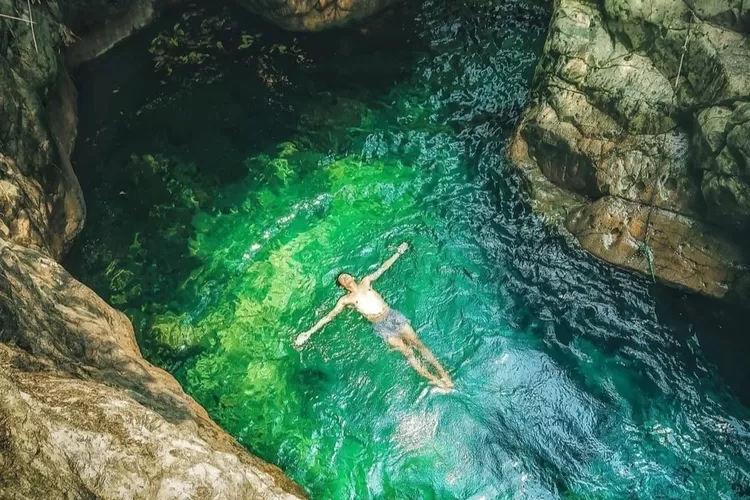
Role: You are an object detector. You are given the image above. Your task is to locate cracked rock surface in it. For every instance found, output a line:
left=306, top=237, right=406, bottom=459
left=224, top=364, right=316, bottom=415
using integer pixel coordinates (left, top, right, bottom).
left=511, top=0, right=750, bottom=300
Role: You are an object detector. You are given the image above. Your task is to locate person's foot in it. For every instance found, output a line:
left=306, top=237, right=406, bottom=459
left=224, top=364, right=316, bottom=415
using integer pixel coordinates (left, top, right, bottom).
left=428, top=378, right=448, bottom=390
left=440, top=378, right=455, bottom=390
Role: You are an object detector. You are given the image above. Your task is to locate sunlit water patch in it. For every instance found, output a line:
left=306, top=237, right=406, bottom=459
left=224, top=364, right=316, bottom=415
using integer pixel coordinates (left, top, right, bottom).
left=67, top=1, right=750, bottom=498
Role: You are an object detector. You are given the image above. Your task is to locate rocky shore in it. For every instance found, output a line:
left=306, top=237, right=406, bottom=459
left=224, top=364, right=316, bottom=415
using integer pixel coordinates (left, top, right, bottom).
left=510, top=0, right=750, bottom=302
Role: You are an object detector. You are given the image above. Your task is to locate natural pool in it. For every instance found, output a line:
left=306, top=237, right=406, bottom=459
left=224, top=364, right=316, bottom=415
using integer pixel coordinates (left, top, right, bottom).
left=66, top=0, right=750, bottom=498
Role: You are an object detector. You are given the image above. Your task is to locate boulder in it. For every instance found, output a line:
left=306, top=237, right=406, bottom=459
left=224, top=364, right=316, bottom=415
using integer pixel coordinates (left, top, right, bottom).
left=0, top=0, right=85, bottom=259
left=511, top=0, right=750, bottom=300
left=64, top=0, right=169, bottom=67
left=0, top=237, right=306, bottom=499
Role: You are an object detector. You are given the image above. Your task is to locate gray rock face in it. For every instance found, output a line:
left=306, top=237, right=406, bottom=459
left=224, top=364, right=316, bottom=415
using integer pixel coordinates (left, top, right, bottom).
left=0, top=0, right=85, bottom=259
left=512, top=0, right=750, bottom=300
left=696, top=102, right=750, bottom=229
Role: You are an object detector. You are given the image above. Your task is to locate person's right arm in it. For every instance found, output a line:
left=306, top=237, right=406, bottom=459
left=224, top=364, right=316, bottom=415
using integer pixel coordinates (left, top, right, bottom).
left=294, top=297, right=349, bottom=347
left=365, top=242, right=409, bottom=283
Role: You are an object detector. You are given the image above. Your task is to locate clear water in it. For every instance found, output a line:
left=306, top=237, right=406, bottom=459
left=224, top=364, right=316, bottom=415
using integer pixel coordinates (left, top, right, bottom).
left=66, top=1, right=750, bottom=498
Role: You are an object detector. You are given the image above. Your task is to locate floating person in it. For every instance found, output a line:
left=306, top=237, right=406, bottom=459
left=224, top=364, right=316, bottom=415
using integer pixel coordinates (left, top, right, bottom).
left=294, top=242, right=454, bottom=390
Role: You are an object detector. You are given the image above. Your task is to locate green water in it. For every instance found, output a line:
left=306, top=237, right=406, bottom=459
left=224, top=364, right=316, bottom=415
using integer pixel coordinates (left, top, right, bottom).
left=66, top=1, right=750, bottom=498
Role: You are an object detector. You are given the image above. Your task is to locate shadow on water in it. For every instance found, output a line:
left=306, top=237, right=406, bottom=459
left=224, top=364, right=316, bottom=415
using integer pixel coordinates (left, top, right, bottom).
left=65, top=0, right=750, bottom=498
left=654, top=290, right=750, bottom=405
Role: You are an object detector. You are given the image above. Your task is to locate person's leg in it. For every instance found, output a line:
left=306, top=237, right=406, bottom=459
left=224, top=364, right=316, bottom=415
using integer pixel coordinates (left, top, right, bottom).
left=387, top=336, right=443, bottom=387
left=401, top=325, right=453, bottom=387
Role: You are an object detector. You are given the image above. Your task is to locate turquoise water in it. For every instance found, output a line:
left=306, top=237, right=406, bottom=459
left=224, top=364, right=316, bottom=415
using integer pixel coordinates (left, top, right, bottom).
left=67, top=1, right=750, bottom=498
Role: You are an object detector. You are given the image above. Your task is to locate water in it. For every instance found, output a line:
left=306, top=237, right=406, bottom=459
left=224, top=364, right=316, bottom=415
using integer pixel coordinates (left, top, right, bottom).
left=66, top=1, right=750, bottom=498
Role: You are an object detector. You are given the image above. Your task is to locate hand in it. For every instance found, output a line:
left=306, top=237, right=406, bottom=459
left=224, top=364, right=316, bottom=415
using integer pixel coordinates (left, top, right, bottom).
left=294, top=332, right=310, bottom=347
left=397, top=242, right=409, bottom=254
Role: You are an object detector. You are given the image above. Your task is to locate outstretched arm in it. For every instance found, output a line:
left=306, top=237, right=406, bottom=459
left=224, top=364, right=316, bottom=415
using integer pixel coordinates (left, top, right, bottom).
left=366, top=242, right=409, bottom=282
left=294, top=297, right=349, bottom=347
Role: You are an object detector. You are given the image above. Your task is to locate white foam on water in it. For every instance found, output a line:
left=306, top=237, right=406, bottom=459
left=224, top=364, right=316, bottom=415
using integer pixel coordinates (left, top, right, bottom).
left=393, top=410, right=439, bottom=453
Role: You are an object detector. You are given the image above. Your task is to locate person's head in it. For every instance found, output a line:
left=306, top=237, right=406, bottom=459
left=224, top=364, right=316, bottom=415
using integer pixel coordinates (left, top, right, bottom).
left=336, top=272, right=357, bottom=292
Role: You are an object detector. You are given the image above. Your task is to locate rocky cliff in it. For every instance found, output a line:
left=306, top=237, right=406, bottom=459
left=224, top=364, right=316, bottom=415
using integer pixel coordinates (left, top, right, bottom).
left=0, top=0, right=396, bottom=497
left=511, top=0, right=750, bottom=301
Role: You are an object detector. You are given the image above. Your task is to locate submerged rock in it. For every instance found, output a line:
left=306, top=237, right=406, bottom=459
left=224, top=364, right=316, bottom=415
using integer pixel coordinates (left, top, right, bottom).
left=64, top=0, right=169, bottom=67
left=511, top=0, right=750, bottom=301
left=64, top=0, right=403, bottom=67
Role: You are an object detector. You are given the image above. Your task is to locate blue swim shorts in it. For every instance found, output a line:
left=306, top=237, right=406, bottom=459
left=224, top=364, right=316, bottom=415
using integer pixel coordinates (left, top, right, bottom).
left=373, top=308, right=409, bottom=341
